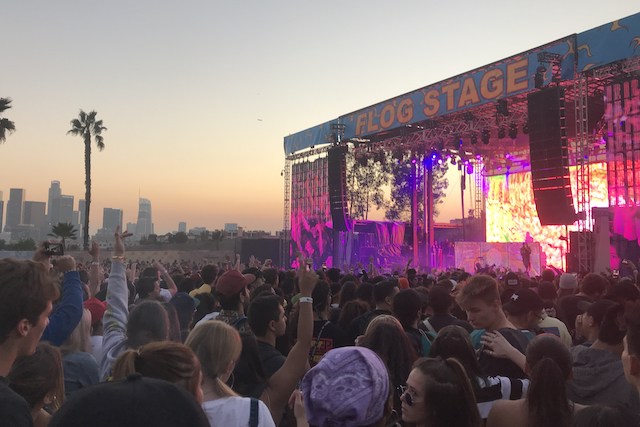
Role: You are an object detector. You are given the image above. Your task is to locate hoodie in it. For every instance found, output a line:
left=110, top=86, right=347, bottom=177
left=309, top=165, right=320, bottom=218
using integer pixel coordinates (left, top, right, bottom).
left=567, top=345, right=640, bottom=411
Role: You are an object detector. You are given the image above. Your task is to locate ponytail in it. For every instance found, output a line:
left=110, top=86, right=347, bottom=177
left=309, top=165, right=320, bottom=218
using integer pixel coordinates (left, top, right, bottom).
left=112, top=349, right=138, bottom=380
left=445, top=358, right=481, bottom=427
left=528, top=357, right=571, bottom=426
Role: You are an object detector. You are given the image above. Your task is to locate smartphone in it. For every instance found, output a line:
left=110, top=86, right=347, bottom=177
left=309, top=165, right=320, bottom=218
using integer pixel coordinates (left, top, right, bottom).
left=44, top=242, right=64, bottom=256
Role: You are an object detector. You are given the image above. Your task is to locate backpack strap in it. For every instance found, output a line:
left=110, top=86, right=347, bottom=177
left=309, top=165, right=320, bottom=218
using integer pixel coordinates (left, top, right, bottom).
left=422, top=318, right=437, bottom=335
left=249, top=397, right=259, bottom=427
left=231, top=315, right=248, bottom=329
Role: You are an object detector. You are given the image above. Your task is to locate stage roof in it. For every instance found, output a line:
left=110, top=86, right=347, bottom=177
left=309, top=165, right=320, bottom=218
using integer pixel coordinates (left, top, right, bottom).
left=284, top=12, right=640, bottom=158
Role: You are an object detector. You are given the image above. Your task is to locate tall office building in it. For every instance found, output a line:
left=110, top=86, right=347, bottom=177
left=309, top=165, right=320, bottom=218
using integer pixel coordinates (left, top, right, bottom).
left=136, top=198, right=154, bottom=237
left=78, top=199, right=86, bottom=231
left=23, top=201, right=47, bottom=230
left=103, top=208, right=123, bottom=232
left=23, top=201, right=47, bottom=241
left=58, top=195, right=74, bottom=225
left=47, top=181, right=62, bottom=221
left=178, top=222, right=187, bottom=233
left=5, top=188, right=26, bottom=232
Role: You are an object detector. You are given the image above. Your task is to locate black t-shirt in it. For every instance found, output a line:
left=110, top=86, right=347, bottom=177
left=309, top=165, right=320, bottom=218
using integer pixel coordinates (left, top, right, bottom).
left=310, top=320, right=350, bottom=366
left=256, top=340, right=286, bottom=379
left=425, top=314, right=474, bottom=333
left=347, top=309, right=392, bottom=344
left=477, top=328, right=530, bottom=379
left=0, top=376, right=33, bottom=427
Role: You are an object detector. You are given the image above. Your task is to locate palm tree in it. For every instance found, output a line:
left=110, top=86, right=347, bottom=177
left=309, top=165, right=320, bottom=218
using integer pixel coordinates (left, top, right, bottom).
left=49, top=222, right=78, bottom=249
left=67, top=110, right=107, bottom=250
left=0, top=98, right=16, bottom=143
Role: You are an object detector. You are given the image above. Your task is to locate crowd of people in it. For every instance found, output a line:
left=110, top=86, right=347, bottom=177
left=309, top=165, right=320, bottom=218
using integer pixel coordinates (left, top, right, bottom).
left=2, top=228, right=640, bottom=426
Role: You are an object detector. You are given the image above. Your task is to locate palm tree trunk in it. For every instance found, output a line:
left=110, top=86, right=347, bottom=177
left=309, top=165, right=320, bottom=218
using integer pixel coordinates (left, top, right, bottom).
left=84, top=135, right=91, bottom=250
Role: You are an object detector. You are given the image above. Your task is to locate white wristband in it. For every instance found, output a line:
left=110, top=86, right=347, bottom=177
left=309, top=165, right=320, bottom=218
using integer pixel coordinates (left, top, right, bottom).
left=299, top=297, right=313, bottom=304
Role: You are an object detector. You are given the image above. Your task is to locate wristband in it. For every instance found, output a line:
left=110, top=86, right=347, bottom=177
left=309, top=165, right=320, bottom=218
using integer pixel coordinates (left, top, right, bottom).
left=299, top=297, right=313, bottom=304
left=91, top=261, right=100, bottom=266
left=111, top=255, right=125, bottom=262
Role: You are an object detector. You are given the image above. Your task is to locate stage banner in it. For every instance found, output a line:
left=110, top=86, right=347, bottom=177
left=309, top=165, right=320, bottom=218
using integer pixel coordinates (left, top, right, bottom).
left=340, top=37, right=576, bottom=140
left=283, top=119, right=339, bottom=155
left=575, top=11, right=640, bottom=73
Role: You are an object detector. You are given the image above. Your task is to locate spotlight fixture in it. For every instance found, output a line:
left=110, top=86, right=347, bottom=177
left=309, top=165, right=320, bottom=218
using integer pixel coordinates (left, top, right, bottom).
left=509, top=123, right=518, bottom=140
left=535, top=66, right=547, bottom=89
left=470, top=133, right=478, bottom=145
left=498, top=127, right=506, bottom=139
left=451, top=156, right=457, bottom=165
left=467, top=163, right=474, bottom=175
left=481, top=129, right=490, bottom=145
left=497, top=99, right=509, bottom=116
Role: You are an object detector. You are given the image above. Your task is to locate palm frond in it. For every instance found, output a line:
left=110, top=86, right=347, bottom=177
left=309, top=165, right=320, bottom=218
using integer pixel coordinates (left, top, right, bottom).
left=0, top=118, right=16, bottom=143
left=0, top=98, right=12, bottom=113
left=96, top=135, right=105, bottom=150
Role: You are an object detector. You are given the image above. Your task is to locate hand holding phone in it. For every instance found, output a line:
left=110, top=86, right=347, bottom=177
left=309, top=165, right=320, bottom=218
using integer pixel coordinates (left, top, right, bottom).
left=44, top=242, right=64, bottom=256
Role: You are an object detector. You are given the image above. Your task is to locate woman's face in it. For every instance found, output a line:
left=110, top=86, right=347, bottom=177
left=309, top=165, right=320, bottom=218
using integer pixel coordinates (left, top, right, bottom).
left=401, top=368, right=428, bottom=426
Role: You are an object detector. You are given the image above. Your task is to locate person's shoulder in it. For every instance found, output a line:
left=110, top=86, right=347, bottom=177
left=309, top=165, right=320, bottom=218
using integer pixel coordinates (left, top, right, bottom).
left=0, top=380, right=32, bottom=426
left=487, top=399, right=526, bottom=426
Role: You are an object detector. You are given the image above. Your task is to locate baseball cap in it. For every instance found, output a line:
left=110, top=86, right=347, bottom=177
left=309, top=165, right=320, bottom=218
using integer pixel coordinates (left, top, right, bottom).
left=503, top=288, right=544, bottom=315
left=49, top=374, right=209, bottom=427
left=216, top=270, right=252, bottom=297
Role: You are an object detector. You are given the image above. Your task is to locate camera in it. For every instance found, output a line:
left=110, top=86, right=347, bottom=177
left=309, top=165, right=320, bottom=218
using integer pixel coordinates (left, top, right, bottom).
left=44, top=242, right=64, bottom=256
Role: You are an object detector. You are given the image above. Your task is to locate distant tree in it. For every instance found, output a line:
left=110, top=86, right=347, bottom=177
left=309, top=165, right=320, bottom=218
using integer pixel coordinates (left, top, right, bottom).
left=0, top=239, right=5, bottom=250
left=49, top=222, right=78, bottom=249
left=67, top=110, right=107, bottom=250
left=7, top=239, right=37, bottom=251
left=174, top=231, right=189, bottom=244
left=346, top=151, right=390, bottom=220
left=148, top=234, right=158, bottom=244
left=385, top=156, right=449, bottom=222
left=0, top=98, right=16, bottom=144
left=210, top=230, right=224, bottom=250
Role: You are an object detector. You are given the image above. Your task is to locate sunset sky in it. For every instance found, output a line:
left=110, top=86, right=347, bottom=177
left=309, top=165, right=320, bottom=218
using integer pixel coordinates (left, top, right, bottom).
left=1, top=1, right=637, bottom=234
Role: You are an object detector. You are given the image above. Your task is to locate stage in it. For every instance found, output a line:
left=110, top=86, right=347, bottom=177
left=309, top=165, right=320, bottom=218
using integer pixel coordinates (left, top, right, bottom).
left=283, top=12, right=640, bottom=273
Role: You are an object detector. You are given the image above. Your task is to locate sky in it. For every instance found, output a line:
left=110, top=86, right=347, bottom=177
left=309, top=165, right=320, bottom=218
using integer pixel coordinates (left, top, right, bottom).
left=1, top=1, right=638, bottom=234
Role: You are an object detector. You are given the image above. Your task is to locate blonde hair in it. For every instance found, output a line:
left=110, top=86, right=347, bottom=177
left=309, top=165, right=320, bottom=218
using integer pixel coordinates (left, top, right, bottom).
left=60, top=309, right=92, bottom=355
left=112, top=341, right=202, bottom=400
left=185, top=320, right=241, bottom=398
left=364, top=314, right=403, bottom=335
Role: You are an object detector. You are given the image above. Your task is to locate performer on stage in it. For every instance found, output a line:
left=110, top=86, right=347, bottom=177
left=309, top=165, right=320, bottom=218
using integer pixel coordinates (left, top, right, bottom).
left=520, top=242, right=532, bottom=274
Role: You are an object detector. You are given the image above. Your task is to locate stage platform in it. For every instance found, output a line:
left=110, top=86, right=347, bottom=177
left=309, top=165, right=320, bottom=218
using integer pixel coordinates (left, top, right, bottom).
left=454, top=242, right=543, bottom=275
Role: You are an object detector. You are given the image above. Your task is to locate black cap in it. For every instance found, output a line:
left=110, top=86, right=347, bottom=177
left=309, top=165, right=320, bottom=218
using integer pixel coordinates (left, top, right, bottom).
left=503, top=288, right=544, bottom=315
left=49, top=374, right=209, bottom=427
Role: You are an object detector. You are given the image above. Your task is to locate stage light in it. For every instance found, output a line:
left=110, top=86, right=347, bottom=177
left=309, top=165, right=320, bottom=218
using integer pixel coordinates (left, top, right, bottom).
left=523, top=123, right=529, bottom=134
left=535, top=66, right=547, bottom=89
left=509, top=123, right=518, bottom=139
left=438, top=158, right=444, bottom=165
left=457, top=162, right=462, bottom=171
left=498, top=127, right=506, bottom=139
left=467, top=163, right=474, bottom=174
left=411, top=158, right=417, bottom=164
left=497, top=99, right=509, bottom=116
left=451, top=156, right=457, bottom=165
left=482, top=129, right=490, bottom=145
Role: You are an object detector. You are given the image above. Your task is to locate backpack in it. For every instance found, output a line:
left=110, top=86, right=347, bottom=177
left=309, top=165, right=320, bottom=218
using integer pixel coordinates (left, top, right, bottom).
left=418, top=328, right=437, bottom=357
left=231, top=315, right=248, bottom=330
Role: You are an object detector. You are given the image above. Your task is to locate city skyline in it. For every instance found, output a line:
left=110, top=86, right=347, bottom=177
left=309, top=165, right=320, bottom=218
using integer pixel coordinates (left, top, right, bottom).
left=0, top=179, right=268, bottom=238
left=1, top=2, right=637, bottom=234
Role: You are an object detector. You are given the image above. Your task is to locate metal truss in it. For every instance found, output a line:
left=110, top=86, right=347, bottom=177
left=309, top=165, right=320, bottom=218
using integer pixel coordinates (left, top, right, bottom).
left=281, top=158, right=291, bottom=265
left=573, top=76, right=593, bottom=272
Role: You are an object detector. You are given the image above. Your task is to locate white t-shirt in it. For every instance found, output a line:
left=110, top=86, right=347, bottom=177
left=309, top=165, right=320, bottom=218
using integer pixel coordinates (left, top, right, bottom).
left=89, top=335, right=104, bottom=365
left=202, top=396, right=275, bottom=427
left=196, top=311, right=219, bottom=326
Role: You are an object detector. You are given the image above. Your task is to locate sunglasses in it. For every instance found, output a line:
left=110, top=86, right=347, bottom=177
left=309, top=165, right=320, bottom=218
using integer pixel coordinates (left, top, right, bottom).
left=398, top=385, right=423, bottom=407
